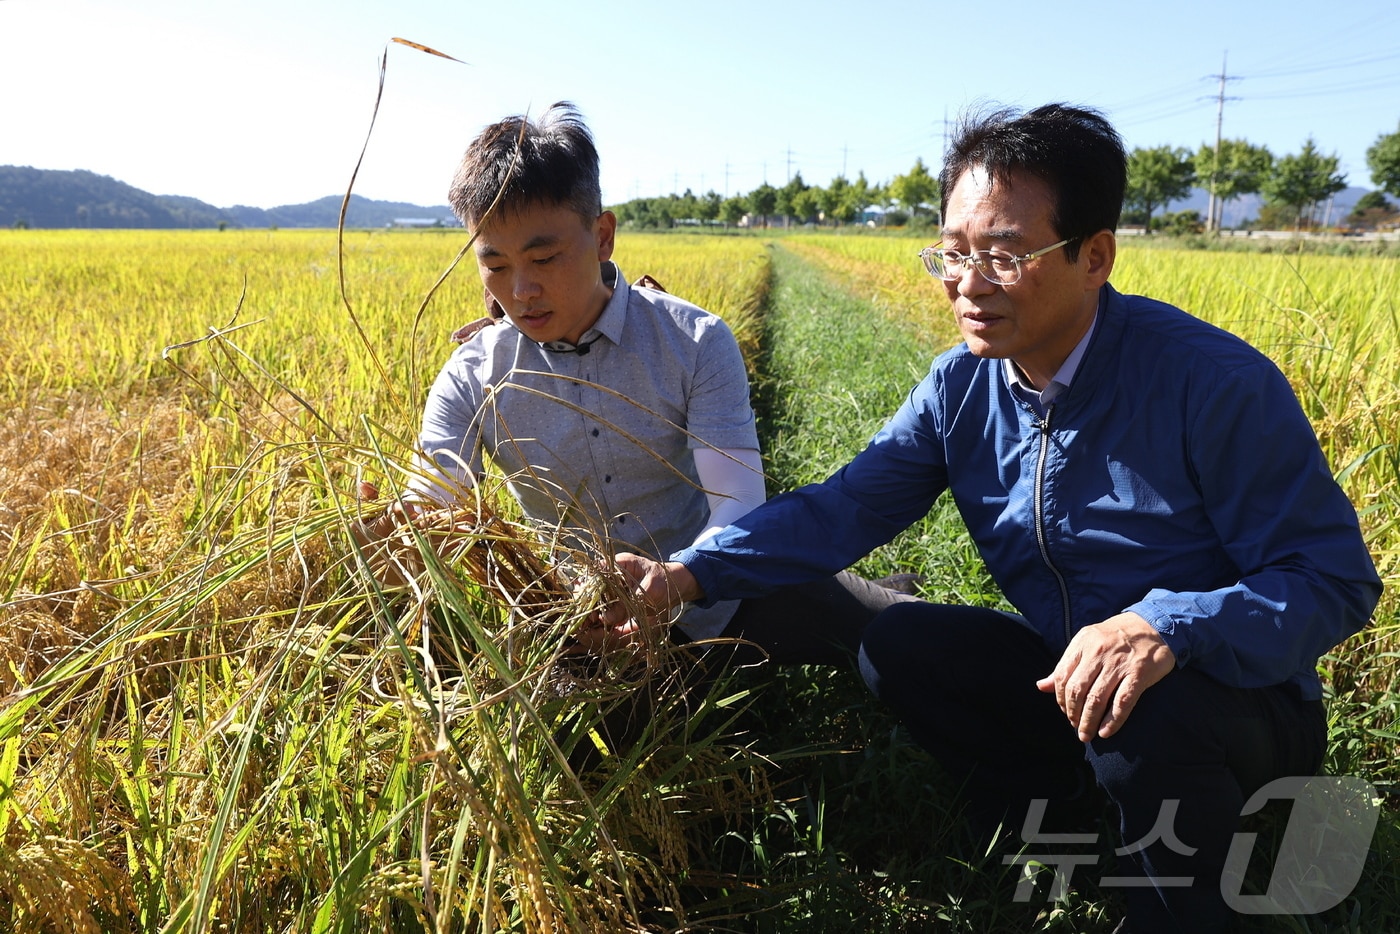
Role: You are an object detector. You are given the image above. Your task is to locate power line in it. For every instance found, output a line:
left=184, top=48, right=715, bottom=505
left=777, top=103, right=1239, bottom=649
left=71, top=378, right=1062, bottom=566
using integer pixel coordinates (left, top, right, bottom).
left=1248, top=9, right=1400, bottom=73
left=1105, top=79, right=1212, bottom=116
left=1246, top=48, right=1400, bottom=81
left=1248, top=74, right=1400, bottom=102
left=1113, top=100, right=1217, bottom=130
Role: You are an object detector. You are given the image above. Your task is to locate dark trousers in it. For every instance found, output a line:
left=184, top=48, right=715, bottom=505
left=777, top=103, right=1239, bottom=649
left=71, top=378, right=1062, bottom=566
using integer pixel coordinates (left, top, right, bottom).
left=858, top=601, right=1327, bottom=934
left=712, top=569, right=920, bottom=667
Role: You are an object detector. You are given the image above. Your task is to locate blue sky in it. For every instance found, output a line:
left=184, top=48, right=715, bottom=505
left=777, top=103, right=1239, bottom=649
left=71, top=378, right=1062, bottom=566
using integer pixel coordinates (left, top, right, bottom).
left=3, top=0, right=1398, bottom=209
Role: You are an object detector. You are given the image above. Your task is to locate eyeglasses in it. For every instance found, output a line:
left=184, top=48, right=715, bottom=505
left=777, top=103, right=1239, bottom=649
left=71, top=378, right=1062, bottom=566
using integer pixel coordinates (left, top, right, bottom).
left=918, top=238, right=1074, bottom=286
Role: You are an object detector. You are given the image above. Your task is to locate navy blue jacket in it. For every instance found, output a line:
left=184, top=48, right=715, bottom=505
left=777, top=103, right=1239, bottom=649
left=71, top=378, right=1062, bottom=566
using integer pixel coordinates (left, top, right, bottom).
left=678, top=284, right=1381, bottom=699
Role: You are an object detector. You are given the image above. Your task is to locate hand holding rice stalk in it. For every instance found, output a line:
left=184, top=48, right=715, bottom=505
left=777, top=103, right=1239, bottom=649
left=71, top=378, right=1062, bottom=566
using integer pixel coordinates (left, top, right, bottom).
left=352, top=480, right=671, bottom=657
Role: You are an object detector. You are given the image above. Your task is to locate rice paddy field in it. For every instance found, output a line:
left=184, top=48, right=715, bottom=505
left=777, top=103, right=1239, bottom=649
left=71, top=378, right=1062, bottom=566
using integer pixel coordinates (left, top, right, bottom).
left=0, top=227, right=1395, bottom=932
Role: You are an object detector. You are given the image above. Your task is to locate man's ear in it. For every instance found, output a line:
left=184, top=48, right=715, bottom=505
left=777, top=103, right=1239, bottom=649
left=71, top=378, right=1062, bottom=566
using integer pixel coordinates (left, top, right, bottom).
left=595, top=211, right=618, bottom=263
left=1081, top=229, right=1116, bottom=289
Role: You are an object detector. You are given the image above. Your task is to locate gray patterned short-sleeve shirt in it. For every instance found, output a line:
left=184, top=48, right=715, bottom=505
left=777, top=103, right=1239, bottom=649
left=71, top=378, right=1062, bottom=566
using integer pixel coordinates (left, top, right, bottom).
left=414, top=263, right=758, bottom=638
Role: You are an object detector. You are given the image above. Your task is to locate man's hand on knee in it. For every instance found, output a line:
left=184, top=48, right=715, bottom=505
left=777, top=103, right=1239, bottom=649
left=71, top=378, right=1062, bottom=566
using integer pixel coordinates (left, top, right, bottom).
left=1036, top=612, right=1176, bottom=742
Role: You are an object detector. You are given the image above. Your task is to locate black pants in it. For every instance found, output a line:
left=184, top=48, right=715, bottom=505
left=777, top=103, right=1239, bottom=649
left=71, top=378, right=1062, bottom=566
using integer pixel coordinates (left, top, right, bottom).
left=859, top=602, right=1327, bottom=934
left=707, top=569, right=921, bottom=667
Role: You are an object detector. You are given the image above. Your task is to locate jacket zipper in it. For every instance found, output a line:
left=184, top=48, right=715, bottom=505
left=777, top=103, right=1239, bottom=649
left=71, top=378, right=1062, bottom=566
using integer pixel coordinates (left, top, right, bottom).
left=1033, top=403, right=1074, bottom=647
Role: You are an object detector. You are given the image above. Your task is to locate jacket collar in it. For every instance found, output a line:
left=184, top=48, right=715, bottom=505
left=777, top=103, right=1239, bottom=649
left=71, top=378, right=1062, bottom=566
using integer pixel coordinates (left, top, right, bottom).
left=1032, top=283, right=1121, bottom=414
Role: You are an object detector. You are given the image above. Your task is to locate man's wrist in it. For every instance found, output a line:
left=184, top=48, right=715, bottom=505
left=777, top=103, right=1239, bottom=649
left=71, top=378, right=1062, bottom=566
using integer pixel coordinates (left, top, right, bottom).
left=668, top=561, right=704, bottom=604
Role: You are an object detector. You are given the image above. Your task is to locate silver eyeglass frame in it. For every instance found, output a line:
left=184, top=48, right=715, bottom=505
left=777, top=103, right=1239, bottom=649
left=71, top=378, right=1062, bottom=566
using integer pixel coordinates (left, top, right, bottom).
left=919, top=238, right=1073, bottom=285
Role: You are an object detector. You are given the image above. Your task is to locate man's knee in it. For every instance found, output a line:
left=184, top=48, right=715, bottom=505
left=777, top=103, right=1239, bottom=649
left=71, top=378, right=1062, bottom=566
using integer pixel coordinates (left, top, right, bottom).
left=1088, top=668, right=1325, bottom=803
left=1095, top=668, right=1228, bottom=754
left=1085, top=668, right=1250, bottom=806
left=857, top=601, right=932, bottom=697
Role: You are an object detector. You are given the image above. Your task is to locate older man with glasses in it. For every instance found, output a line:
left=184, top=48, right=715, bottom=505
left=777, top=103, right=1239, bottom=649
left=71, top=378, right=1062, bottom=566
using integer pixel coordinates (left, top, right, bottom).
left=605, top=103, right=1381, bottom=932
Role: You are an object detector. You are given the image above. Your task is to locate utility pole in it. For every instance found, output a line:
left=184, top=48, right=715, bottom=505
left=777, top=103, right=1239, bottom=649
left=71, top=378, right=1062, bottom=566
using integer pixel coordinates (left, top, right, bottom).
left=1206, top=52, right=1241, bottom=232
left=785, top=147, right=793, bottom=227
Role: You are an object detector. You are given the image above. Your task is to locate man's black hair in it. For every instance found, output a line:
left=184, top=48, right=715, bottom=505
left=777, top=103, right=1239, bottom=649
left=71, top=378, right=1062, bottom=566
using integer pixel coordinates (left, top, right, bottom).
left=448, top=101, right=601, bottom=227
left=939, top=104, right=1126, bottom=261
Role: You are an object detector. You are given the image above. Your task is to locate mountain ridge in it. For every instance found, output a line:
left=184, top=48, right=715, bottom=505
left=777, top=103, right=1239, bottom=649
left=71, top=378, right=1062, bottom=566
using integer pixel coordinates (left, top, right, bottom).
left=0, top=166, right=458, bottom=229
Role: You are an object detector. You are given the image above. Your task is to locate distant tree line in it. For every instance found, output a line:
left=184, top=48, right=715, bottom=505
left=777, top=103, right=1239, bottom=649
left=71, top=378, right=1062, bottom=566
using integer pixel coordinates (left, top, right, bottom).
left=611, top=161, right=941, bottom=231
left=611, top=125, right=1400, bottom=234
left=1099, top=126, right=1400, bottom=234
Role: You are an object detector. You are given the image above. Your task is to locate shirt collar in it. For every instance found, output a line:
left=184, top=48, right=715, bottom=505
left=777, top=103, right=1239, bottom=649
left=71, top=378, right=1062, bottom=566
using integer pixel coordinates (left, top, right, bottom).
left=537, top=261, right=626, bottom=353
left=1003, top=307, right=1099, bottom=409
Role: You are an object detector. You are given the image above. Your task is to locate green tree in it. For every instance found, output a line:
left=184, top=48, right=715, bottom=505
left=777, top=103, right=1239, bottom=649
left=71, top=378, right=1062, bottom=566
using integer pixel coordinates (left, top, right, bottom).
left=822, top=174, right=860, bottom=225
left=1125, top=146, right=1195, bottom=234
left=851, top=171, right=877, bottom=219
left=788, top=188, right=820, bottom=225
left=674, top=188, right=699, bottom=222
left=698, top=190, right=722, bottom=224
left=888, top=158, right=938, bottom=217
left=1352, top=190, right=1393, bottom=213
left=1262, top=138, right=1347, bottom=229
left=644, top=199, right=674, bottom=228
left=1365, top=123, right=1400, bottom=198
left=611, top=200, right=637, bottom=226
left=1348, top=190, right=1394, bottom=228
left=834, top=201, right=860, bottom=225
left=1161, top=209, right=1204, bottom=237
left=1253, top=202, right=1296, bottom=231
left=747, top=183, right=777, bottom=228
left=775, top=172, right=808, bottom=227
left=1193, top=139, right=1272, bottom=230
left=720, top=196, right=747, bottom=227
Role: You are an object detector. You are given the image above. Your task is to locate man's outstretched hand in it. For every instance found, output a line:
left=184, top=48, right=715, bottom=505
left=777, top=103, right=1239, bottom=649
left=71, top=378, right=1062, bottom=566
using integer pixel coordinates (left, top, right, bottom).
left=617, top=553, right=705, bottom=613
left=579, top=551, right=705, bottom=646
left=1036, top=612, right=1176, bottom=742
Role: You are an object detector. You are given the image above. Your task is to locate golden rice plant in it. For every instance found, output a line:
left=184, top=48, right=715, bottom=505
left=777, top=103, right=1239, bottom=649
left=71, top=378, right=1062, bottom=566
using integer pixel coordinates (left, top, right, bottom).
left=0, top=228, right=776, bottom=932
